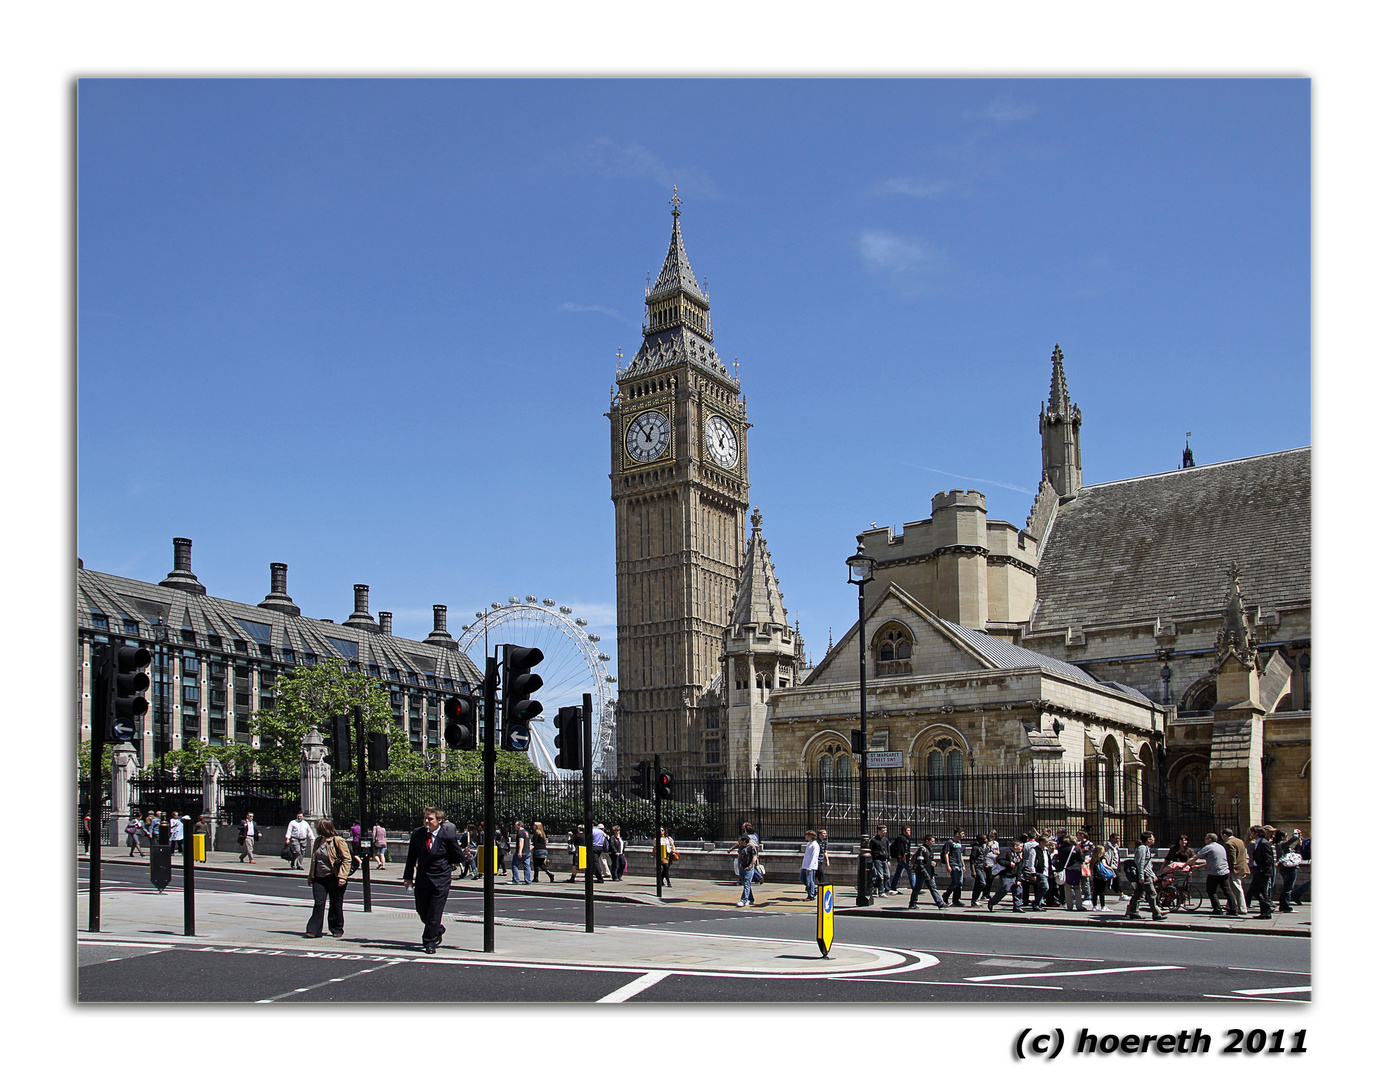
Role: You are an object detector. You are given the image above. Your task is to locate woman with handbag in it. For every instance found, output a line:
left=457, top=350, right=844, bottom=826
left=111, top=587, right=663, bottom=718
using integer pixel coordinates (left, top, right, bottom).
left=532, top=823, right=556, bottom=883
left=1275, top=829, right=1303, bottom=912
left=305, top=818, right=352, bottom=939
left=735, top=834, right=759, bottom=907
left=655, top=828, right=676, bottom=888
left=1089, top=836, right=1114, bottom=910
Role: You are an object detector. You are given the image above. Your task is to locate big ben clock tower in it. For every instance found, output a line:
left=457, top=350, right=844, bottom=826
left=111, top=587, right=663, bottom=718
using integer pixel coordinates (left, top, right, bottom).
left=608, top=190, right=750, bottom=776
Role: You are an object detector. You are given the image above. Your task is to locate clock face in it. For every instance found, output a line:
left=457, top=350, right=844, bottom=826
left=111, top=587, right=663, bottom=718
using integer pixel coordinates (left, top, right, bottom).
left=625, top=409, right=671, bottom=464
left=704, top=413, right=739, bottom=469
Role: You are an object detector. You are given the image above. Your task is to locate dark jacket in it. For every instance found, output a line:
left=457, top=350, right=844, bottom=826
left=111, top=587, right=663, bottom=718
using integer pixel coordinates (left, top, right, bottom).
left=404, top=826, right=469, bottom=885
left=869, top=834, right=892, bottom=860
left=1250, top=837, right=1276, bottom=874
left=889, top=833, right=912, bottom=861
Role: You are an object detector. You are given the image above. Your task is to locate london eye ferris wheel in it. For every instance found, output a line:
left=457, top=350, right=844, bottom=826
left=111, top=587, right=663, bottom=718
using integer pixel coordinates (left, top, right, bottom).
left=457, top=597, right=616, bottom=776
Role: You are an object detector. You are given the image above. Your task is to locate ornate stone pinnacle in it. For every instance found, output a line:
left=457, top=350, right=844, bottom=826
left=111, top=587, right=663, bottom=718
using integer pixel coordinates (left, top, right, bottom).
left=670, top=185, right=681, bottom=217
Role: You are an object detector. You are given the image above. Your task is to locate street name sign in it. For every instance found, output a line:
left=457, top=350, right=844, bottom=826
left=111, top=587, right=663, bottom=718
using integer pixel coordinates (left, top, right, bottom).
left=866, top=751, right=904, bottom=769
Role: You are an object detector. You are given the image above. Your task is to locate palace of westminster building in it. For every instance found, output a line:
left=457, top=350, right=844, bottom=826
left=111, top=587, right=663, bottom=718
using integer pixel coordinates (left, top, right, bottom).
left=606, top=193, right=1309, bottom=835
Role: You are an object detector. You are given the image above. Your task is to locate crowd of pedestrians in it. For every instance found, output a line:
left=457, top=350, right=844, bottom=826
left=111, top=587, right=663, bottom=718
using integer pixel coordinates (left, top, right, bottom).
left=839, top=821, right=1310, bottom=922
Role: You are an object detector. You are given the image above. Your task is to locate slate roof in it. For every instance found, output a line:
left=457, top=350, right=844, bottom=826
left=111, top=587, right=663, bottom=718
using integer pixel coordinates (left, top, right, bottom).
left=937, top=616, right=1149, bottom=701
left=1029, top=448, right=1310, bottom=632
left=729, top=508, right=790, bottom=628
left=78, top=568, right=482, bottom=687
left=621, top=324, right=730, bottom=381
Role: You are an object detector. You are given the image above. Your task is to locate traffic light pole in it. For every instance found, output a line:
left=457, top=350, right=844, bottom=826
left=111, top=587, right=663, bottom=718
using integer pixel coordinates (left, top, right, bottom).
left=353, top=704, right=372, bottom=913
left=87, top=645, right=109, bottom=933
left=583, top=692, right=594, bottom=933
left=654, top=753, right=662, bottom=900
left=482, top=656, right=498, bottom=953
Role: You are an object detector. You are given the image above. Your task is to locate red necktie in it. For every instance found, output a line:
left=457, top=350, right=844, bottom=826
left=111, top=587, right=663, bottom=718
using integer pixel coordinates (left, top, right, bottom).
left=427, top=832, right=434, bottom=850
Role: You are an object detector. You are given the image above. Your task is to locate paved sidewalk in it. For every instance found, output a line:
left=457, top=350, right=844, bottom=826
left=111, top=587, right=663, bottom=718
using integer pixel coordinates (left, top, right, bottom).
left=82, top=845, right=1310, bottom=937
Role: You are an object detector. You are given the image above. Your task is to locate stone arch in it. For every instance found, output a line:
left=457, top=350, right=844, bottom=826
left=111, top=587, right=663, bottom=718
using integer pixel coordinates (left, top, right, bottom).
left=1100, top=734, right=1122, bottom=807
left=803, top=731, right=855, bottom=801
left=872, top=621, right=914, bottom=676
left=1180, top=676, right=1217, bottom=713
left=1168, top=753, right=1210, bottom=808
left=909, top=724, right=969, bottom=802
left=1136, top=741, right=1156, bottom=809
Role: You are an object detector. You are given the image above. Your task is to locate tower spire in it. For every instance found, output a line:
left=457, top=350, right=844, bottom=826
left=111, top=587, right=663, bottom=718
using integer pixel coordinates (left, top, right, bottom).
left=1040, top=342, right=1083, bottom=499
left=1048, top=343, right=1071, bottom=411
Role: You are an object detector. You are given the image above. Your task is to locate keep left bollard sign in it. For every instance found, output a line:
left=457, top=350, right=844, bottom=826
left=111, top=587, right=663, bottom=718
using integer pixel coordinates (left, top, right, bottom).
left=817, top=884, right=834, bottom=957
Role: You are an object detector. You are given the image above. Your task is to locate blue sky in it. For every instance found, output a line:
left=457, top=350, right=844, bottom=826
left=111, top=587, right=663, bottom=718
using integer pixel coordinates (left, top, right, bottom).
left=78, top=78, right=1309, bottom=663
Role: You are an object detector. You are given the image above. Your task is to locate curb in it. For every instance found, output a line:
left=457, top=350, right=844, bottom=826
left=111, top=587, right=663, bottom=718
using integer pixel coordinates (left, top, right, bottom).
left=81, top=856, right=1308, bottom=934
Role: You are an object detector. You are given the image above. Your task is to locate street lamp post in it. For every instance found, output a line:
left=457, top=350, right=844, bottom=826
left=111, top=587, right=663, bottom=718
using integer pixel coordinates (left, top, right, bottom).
left=846, top=544, right=876, bottom=908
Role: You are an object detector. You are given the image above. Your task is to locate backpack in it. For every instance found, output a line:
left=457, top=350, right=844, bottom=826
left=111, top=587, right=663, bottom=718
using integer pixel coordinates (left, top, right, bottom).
left=1121, top=857, right=1139, bottom=883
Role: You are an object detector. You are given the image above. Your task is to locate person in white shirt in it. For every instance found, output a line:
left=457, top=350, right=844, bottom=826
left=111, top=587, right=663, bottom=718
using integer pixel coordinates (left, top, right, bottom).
left=1193, top=832, right=1239, bottom=917
left=800, top=830, right=821, bottom=899
left=285, top=812, right=314, bottom=870
left=169, top=814, right=185, bottom=854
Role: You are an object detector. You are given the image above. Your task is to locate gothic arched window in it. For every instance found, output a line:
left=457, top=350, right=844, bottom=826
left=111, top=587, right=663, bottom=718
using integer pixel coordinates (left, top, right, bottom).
left=1102, top=736, right=1121, bottom=807
left=872, top=624, right=914, bottom=676
left=925, top=738, right=964, bottom=802
left=817, top=744, right=853, bottom=803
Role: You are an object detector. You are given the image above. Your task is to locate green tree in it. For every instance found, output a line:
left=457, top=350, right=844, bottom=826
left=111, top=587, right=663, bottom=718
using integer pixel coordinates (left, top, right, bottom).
left=78, top=739, right=114, bottom=778
left=250, top=657, right=410, bottom=777
left=146, top=738, right=255, bottom=777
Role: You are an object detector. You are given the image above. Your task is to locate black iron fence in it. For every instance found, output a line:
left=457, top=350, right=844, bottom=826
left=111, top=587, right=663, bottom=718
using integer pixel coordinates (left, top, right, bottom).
left=127, top=769, right=300, bottom=826
left=88, top=766, right=1236, bottom=849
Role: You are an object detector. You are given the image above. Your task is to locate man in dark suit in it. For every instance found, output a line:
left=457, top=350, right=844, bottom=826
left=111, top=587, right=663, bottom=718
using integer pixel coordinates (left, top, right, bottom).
left=403, top=807, right=468, bottom=953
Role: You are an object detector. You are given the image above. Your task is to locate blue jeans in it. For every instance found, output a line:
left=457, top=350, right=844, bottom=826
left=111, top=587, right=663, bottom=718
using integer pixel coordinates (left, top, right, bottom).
left=989, top=876, right=1021, bottom=910
left=945, top=867, right=964, bottom=904
left=1277, top=866, right=1298, bottom=908
left=872, top=859, right=891, bottom=895
left=910, top=869, right=944, bottom=908
left=739, top=866, right=756, bottom=904
left=889, top=859, right=911, bottom=891
left=800, top=867, right=817, bottom=898
left=512, top=851, right=531, bottom=883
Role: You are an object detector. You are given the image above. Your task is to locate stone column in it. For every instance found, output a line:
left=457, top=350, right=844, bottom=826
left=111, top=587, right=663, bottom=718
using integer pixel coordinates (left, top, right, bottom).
left=110, top=741, right=139, bottom=845
left=202, top=755, right=226, bottom=829
left=301, top=725, right=332, bottom=821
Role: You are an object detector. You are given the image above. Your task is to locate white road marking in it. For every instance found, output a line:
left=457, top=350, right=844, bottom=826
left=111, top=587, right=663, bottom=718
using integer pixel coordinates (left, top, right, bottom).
left=1232, top=985, right=1311, bottom=996
left=1229, top=966, right=1311, bottom=976
left=254, top=959, right=405, bottom=1003
left=967, top=964, right=1181, bottom=983
left=1203, top=994, right=1305, bottom=1003
left=597, top=971, right=670, bottom=1003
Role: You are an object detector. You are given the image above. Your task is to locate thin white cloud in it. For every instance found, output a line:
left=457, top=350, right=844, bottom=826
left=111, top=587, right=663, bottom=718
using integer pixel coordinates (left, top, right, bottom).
left=856, top=229, right=945, bottom=293
left=972, top=96, right=1038, bottom=124
left=900, top=461, right=1034, bottom=495
left=561, top=301, right=639, bottom=329
left=576, top=138, right=716, bottom=197
left=872, top=176, right=952, bottom=199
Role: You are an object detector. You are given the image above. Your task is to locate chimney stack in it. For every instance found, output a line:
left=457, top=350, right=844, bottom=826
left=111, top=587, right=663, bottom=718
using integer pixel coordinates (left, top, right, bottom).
left=424, top=603, right=459, bottom=651
left=258, top=561, right=301, bottom=617
left=344, top=584, right=378, bottom=631
left=378, top=611, right=393, bottom=636
left=158, top=537, right=207, bottom=595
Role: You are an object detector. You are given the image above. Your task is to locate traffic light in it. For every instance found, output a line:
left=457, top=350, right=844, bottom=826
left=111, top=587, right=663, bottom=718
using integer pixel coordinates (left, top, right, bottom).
left=327, top=714, right=351, bottom=770
left=656, top=769, right=674, bottom=799
left=443, top=695, right=477, bottom=751
left=630, top=760, right=651, bottom=798
left=501, top=644, right=544, bottom=752
left=108, top=644, right=151, bottom=743
left=367, top=731, right=389, bottom=771
left=553, top=706, right=583, bottom=770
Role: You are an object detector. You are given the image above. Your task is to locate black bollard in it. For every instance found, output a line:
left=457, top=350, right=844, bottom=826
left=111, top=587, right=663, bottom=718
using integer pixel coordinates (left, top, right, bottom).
left=182, top=815, right=195, bottom=935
